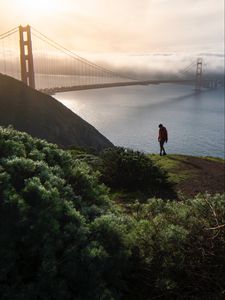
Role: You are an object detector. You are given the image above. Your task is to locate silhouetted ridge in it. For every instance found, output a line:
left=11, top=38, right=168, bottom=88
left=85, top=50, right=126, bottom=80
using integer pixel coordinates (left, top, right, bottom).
left=0, top=74, right=113, bottom=150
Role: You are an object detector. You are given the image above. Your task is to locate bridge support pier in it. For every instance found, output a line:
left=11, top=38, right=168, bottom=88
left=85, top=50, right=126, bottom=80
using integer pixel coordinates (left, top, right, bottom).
left=19, top=25, right=35, bottom=89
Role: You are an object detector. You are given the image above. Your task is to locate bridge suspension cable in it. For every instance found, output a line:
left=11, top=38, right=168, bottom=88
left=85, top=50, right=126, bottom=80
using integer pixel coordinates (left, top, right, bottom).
left=0, top=27, right=18, bottom=39
left=177, top=60, right=197, bottom=78
left=31, top=26, right=135, bottom=83
left=0, top=26, right=20, bottom=80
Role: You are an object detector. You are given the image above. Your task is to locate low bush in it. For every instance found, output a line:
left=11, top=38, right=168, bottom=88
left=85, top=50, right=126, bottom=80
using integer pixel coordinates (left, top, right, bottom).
left=125, top=193, right=225, bottom=299
left=100, top=147, right=171, bottom=195
left=0, top=127, right=130, bottom=300
left=1, top=127, right=224, bottom=300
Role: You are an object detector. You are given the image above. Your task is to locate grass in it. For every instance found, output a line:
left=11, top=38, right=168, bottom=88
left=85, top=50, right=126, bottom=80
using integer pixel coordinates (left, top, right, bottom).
left=149, top=154, right=197, bottom=184
left=202, top=156, right=225, bottom=163
left=68, top=149, right=224, bottom=201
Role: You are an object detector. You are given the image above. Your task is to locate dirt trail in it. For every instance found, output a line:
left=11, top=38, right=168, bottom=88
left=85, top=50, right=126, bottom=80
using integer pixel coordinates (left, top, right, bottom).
left=169, top=156, right=225, bottom=197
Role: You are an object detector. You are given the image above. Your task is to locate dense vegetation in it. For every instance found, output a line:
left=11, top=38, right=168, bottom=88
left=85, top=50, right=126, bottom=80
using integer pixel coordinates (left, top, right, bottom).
left=0, top=126, right=224, bottom=299
left=71, top=146, right=176, bottom=200
left=100, top=147, right=168, bottom=191
left=125, top=195, right=225, bottom=299
left=0, top=127, right=128, bottom=299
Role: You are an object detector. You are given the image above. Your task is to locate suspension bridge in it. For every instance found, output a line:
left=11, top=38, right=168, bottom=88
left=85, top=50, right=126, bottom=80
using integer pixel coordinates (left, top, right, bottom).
left=0, top=25, right=220, bottom=95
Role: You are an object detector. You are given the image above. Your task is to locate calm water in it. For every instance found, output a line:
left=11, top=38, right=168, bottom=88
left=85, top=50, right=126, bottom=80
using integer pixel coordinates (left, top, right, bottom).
left=55, top=84, right=224, bottom=158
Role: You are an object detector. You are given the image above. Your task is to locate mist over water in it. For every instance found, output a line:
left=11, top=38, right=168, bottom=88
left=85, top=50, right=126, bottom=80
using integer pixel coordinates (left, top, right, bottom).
left=88, top=52, right=225, bottom=81
left=56, top=84, right=224, bottom=157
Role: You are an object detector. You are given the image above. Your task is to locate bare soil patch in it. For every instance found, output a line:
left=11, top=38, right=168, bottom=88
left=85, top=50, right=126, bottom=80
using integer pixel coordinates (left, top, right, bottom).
left=159, top=155, right=225, bottom=198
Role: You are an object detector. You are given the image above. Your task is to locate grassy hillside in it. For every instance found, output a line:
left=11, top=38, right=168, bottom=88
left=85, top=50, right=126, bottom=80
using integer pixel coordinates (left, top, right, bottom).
left=0, top=74, right=113, bottom=151
left=70, top=149, right=224, bottom=202
left=150, top=154, right=225, bottom=198
left=1, top=127, right=224, bottom=299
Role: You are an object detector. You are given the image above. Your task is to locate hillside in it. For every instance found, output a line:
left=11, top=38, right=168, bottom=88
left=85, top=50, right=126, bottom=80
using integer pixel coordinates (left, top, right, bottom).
left=0, top=74, right=113, bottom=150
left=71, top=150, right=225, bottom=201
left=150, top=154, right=225, bottom=198
left=0, top=127, right=224, bottom=300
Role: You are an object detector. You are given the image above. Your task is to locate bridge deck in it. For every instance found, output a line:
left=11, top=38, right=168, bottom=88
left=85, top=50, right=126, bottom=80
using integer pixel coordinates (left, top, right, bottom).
left=39, top=79, right=197, bottom=95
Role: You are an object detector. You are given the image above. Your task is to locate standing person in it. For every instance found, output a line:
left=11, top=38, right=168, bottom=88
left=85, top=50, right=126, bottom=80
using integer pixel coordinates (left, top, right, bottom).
left=158, top=124, right=168, bottom=156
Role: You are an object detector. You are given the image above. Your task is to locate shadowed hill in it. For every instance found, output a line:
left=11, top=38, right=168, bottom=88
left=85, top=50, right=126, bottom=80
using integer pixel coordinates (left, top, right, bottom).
left=0, top=74, right=113, bottom=150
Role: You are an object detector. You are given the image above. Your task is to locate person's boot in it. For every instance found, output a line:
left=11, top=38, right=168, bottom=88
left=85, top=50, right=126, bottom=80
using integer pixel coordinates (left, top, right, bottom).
left=163, top=152, right=167, bottom=156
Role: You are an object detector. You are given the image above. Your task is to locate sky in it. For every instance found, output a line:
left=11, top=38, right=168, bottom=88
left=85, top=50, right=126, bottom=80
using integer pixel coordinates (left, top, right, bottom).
left=0, top=0, right=224, bottom=76
left=0, top=0, right=224, bottom=52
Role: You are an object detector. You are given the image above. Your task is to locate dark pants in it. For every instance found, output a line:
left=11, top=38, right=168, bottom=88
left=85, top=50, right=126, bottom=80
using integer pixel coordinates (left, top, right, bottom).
left=159, top=140, right=166, bottom=154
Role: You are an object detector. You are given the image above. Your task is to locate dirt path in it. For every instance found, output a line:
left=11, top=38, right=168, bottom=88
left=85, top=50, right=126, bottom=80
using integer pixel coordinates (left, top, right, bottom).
left=151, top=155, right=225, bottom=198
left=175, top=156, right=225, bottom=197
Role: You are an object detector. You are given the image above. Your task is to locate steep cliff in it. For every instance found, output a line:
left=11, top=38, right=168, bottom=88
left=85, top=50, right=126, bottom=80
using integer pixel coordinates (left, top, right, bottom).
left=0, top=74, right=113, bottom=150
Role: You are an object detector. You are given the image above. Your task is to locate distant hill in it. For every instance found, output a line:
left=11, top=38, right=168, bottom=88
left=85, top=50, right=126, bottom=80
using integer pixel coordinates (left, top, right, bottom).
left=0, top=74, right=113, bottom=150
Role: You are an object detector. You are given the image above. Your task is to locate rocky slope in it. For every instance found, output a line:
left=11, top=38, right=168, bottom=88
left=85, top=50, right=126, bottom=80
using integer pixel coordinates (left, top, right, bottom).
left=0, top=74, right=113, bottom=151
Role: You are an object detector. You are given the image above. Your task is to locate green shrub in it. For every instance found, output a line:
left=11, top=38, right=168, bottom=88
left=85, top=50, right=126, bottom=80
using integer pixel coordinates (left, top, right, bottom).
left=125, top=193, right=225, bottom=300
left=100, top=147, right=170, bottom=195
left=0, top=127, right=131, bottom=300
left=1, top=127, right=224, bottom=300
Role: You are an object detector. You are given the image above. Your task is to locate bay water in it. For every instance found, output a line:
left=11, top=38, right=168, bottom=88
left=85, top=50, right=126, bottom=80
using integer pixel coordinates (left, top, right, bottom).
left=55, top=84, right=224, bottom=158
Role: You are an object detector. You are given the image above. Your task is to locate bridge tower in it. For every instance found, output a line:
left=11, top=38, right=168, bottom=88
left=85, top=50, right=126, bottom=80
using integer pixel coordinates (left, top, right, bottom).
left=195, top=58, right=202, bottom=92
left=19, top=25, right=35, bottom=89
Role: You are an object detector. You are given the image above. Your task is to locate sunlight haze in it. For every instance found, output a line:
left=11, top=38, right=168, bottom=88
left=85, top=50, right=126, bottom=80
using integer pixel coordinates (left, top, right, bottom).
left=0, top=0, right=224, bottom=53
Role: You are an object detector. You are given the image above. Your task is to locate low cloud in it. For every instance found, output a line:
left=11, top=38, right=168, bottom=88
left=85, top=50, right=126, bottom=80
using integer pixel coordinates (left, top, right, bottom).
left=85, top=52, right=224, bottom=80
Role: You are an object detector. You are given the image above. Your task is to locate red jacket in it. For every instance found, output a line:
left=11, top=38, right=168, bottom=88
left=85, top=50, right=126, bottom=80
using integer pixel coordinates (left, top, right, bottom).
left=158, top=127, right=168, bottom=142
